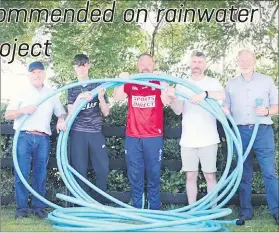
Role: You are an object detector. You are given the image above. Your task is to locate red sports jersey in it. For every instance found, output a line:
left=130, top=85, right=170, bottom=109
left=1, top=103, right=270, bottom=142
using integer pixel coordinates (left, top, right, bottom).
left=124, top=81, right=164, bottom=137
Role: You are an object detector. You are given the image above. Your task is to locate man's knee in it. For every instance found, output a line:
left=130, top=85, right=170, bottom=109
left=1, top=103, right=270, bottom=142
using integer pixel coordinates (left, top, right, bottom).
left=203, top=172, right=216, bottom=183
left=262, top=168, right=277, bottom=180
left=186, top=171, right=198, bottom=181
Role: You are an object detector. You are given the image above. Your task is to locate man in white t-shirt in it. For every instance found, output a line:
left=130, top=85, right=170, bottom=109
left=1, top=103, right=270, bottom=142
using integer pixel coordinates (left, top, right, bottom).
left=170, top=51, right=225, bottom=205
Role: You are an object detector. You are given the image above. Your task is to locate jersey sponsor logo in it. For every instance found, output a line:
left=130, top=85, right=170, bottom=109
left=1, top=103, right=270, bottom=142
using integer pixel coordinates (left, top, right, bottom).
left=142, top=86, right=156, bottom=91
left=132, top=86, right=138, bottom=90
left=132, top=95, right=156, bottom=108
left=158, top=149, right=162, bottom=161
left=81, top=102, right=98, bottom=110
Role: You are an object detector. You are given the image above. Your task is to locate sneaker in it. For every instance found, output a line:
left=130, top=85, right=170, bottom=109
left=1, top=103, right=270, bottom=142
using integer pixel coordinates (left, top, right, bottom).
left=33, top=209, right=48, bottom=219
left=15, top=210, right=29, bottom=219
left=273, top=213, right=279, bottom=225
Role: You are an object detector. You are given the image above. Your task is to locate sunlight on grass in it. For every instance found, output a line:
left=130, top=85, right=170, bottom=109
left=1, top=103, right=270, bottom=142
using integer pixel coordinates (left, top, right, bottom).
left=1, top=204, right=278, bottom=232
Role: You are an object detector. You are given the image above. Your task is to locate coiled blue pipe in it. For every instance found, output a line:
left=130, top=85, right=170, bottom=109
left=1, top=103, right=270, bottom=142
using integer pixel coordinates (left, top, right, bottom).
left=12, top=73, right=261, bottom=231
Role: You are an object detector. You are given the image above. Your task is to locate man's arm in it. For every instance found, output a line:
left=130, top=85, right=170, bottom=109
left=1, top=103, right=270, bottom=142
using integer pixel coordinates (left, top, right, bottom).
left=268, top=77, right=279, bottom=116
left=5, top=92, right=37, bottom=120
left=113, top=85, right=127, bottom=101
left=68, top=104, right=73, bottom=113
left=53, top=94, right=67, bottom=133
left=254, top=104, right=278, bottom=117
left=113, top=72, right=129, bottom=102
left=190, top=79, right=225, bottom=104
left=98, top=89, right=109, bottom=117
left=169, top=84, right=184, bottom=115
left=207, top=91, right=225, bottom=100
left=222, top=81, right=232, bottom=115
left=223, top=84, right=232, bottom=110
left=67, top=87, right=92, bottom=114
left=5, top=106, right=37, bottom=120
left=170, top=100, right=184, bottom=115
left=160, top=82, right=176, bottom=106
left=267, top=104, right=278, bottom=116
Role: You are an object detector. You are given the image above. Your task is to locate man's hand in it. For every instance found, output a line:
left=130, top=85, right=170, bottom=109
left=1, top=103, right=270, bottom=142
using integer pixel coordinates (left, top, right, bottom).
left=56, top=119, right=66, bottom=134
left=119, top=72, right=130, bottom=78
left=255, top=106, right=268, bottom=116
left=166, top=86, right=176, bottom=104
left=77, top=91, right=92, bottom=101
left=19, top=105, right=36, bottom=115
left=153, top=71, right=163, bottom=75
left=190, top=92, right=206, bottom=105
left=98, top=88, right=106, bottom=102
left=222, top=106, right=231, bottom=115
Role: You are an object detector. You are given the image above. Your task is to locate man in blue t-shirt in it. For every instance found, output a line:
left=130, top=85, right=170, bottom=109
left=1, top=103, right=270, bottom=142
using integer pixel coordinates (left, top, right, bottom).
left=68, top=54, right=110, bottom=196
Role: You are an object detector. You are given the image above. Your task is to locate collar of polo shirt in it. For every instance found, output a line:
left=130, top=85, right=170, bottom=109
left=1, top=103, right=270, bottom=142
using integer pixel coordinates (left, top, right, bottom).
left=240, top=71, right=256, bottom=82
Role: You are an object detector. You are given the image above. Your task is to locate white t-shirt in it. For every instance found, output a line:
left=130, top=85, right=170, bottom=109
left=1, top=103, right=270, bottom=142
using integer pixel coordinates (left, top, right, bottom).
left=176, top=76, right=224, bottom=148
left=6, top=84, right=66, bottom=135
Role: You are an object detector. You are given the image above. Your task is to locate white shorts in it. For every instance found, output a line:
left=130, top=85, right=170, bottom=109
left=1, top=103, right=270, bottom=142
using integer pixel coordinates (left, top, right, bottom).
left=181, top=144, right=218, bottom=173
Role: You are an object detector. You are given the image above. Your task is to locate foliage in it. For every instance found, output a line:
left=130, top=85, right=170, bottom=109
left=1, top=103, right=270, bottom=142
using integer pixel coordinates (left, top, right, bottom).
left=1, top=0, right=278, bottom=83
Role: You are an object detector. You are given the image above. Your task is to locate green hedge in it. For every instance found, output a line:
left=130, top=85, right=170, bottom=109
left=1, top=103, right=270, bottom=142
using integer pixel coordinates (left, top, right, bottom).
left=1, top=102, right=278, bottom=201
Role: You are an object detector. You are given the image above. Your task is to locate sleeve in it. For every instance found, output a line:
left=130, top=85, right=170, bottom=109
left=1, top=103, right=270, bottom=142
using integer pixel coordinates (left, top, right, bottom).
left=124, top=83, right=131, bottom=96
left=67, top=88, right=75, bottom=105
left=213, top=79, right=224, bottom=104
left=53, top=95, right=66, bottom=117
left=176, top=84, right=185, bottom=101
left=268, top=77, right=278, bottom=105
left=6, top=94, right=22, bottom=111
left=223, top=82, right=231, bottom=110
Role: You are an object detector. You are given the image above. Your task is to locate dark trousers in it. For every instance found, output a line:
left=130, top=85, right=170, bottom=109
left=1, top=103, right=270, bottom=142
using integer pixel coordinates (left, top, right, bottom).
left=125, top=136, right=163, bottom=210
left=15, top=131, right=50, bottom=213
left=238, top=125, right=279, bottom=217
left=69, top=131, right=109, bottom=194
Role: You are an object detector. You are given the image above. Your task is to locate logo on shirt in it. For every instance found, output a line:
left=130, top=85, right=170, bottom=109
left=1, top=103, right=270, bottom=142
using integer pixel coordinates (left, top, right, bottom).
left=132, top=95, right=156, bottom=108
left=142, top=86, right=156, bottom=91
left=132, top=86, right=139, bottom=90
left=158, top=149, right=162, bottom=161
left=82, top=102, right=98, bottom=110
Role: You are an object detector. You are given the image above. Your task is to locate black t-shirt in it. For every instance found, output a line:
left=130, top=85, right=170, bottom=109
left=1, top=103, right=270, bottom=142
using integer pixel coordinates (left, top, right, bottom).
left=68, top=83, right=108, bottom=133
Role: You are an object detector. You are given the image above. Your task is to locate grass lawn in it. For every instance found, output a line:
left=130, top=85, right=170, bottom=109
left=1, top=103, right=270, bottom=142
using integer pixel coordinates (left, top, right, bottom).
left=1, top=204, right=278, bottom=232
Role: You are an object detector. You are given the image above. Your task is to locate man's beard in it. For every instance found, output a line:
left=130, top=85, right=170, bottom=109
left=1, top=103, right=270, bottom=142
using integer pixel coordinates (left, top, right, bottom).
left=141, top=68, right=151, bottom=73
left=191, top=69, right=202, bottom=75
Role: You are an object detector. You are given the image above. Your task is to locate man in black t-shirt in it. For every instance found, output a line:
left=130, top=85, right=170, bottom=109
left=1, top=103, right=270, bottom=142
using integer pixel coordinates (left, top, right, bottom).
left=68, top=54, right=109, bottom=195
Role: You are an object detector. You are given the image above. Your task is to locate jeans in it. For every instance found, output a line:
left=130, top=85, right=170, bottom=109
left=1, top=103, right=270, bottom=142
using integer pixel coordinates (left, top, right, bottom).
left=15, top=131, right=50, bottom=213
left=238, top=125, right=279, bottom=217
left=125, top=136, right=163, bottom=210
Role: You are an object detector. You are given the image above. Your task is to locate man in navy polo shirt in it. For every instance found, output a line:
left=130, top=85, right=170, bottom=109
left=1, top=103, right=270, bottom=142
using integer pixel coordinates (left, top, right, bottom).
left=68, top=54, right=110, bottom=198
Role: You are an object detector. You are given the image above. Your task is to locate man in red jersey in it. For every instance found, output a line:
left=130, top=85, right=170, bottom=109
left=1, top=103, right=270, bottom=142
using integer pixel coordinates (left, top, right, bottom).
left=113, top=53, right=175, bottom=210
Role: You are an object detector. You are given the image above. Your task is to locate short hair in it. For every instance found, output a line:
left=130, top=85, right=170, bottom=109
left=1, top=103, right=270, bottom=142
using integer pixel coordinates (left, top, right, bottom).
left=191, top=50, right=206, bottom=58
left=73, top=54, right=89, bottom=66
left=138, top=53, right=153, bottom=60
left=237, top=49, right=256, bottom=59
